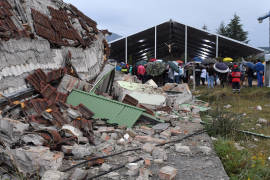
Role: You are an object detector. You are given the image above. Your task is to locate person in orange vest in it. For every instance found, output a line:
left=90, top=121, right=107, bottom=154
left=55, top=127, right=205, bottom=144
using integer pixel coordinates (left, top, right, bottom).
left=231, top=64, right=241, bottom=93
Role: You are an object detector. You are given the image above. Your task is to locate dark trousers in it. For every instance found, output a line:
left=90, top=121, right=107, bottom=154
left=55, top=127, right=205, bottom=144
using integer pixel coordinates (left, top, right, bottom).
left=139, top=75, right=146, bottom=83
left=201, top=78, right=206, bottom=85
left=232, top=82, right=240, bottom=93
left=195, top=75, right=200, bottom=86
left=248, top=76, right=253, bottom=87
left=174, top=75, right=180, bottom=84
left=221, top=79, right=226, bottom=88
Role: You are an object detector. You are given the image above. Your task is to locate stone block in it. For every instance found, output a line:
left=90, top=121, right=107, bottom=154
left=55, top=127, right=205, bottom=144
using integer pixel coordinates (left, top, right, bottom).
left=159, top=166, right=177, bottom=180
left=41, top=170, right=66, bottom=180
left=175, top=144, right=191, bottom=154
left=152, top=147, right=167, bottom=161
left=140, top=126, right=155, bottom=135
left=142, top=143, right=156, bottom=153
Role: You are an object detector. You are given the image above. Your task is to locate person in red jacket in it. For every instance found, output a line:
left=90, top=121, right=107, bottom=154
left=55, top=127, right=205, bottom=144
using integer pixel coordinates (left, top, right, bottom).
left=231, top=64, right=241, bottom=93
left=137, top=64, right=146, bottom=83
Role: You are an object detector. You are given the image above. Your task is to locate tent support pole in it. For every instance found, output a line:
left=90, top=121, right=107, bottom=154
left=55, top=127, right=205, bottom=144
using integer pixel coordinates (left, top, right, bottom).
left=185, top=25, right=188, bottom=64
left=216, top=36, right=219, bottom=58
left=125, top=37, right=127, bottom=64
left=155, top=26, right=157, bottom=59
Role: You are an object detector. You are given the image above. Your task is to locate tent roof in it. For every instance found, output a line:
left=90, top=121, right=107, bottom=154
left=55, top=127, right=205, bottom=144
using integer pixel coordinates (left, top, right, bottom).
left=109, top=20, right=263, bottom=63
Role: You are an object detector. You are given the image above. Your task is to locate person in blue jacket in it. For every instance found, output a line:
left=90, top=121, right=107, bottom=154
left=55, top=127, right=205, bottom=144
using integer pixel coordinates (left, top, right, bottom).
left=255, top=59, right=264, bottom=87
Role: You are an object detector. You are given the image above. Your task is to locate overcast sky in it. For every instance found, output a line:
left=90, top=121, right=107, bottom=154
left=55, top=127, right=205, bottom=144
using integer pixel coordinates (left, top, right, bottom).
left=64, top=0, right=270, bottom=48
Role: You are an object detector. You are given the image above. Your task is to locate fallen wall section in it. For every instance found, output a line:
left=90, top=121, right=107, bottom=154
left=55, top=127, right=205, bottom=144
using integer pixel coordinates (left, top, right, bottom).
left=0, top=0, right=108, bottom=95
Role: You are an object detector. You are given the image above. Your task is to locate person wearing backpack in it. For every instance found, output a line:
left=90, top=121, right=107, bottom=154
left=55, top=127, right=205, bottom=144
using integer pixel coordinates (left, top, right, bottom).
left=231, top=64, right=241, bottom=93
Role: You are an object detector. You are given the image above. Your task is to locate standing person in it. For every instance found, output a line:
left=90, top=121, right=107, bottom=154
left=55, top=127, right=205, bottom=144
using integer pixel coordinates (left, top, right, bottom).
left=179, top=64, right=184, bottom=84
left=121, top=64, right=128, bottom=74
left=174, top=67, right=180, bottom=84
left=255, top=60, right=264, bottom=88
left=129, top=65, right=133, bottom=74
left=231, top=64, right=241, bottom=93
left=241, top=64, right=246, bottom=87
left=168, top=67, right=174, bottom=83
left=195, top=63, right=201, bottom=86
left=219, top=72, right=227, bottom=88
left=137, top=64, right=146, bottom=83
left=246, top=67, right=254, bottom=87
left=207, top=64, right=215, bottom=88
left=200, top=68, right=207, bottom=86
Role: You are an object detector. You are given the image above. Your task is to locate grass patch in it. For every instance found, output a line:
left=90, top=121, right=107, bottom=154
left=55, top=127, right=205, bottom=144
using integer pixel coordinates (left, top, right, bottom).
left=214, top=138, right=270, bottom=180
left=196, top=86, right=270, bottom=179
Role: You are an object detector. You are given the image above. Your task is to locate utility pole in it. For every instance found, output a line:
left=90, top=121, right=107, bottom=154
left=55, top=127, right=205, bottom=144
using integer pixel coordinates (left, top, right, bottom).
left=258, top=11, right=270, bottom=50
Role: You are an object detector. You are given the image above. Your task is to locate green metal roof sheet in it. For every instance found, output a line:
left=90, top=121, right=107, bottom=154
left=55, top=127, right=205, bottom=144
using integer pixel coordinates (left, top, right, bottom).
left=66, top=89, right=145, bottom=128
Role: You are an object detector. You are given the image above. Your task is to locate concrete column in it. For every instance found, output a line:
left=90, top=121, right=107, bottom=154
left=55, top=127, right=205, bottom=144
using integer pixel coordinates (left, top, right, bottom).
left=185, top=25, right=188, bottom=64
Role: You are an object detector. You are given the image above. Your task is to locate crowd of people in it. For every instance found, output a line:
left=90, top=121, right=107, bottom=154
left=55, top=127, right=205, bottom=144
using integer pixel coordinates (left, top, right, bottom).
left=115, top=59, right=265, bottom=93
left=192, top=59, right=265, bottom=93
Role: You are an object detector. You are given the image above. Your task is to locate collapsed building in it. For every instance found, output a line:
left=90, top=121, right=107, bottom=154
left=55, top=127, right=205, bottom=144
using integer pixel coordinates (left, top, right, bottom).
left=0, top=0, right=109, bottom=95
left=0, top=1, right=230, bottom=179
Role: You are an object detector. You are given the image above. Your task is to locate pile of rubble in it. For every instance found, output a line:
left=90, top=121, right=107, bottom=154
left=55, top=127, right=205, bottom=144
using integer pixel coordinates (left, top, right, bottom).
left=0, top=66, right=230, bottom=179
left=0, top=0, right=229, bottom=179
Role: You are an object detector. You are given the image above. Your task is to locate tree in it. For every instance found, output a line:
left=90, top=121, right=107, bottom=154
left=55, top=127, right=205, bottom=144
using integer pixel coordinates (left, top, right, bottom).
left=226, top=14, right=248, bottom=43
left=216, top=22, right=228, bottom=36
left=217, top=14, right=249, bottom=43
left=202, top=24, right=208, bottom=31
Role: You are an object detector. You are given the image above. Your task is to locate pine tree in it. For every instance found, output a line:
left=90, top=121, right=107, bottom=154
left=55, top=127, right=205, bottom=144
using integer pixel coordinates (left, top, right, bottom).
left=226, top=14, right=248, bottom=43
left=216, top=22, right=228, bottom=36
left=202, top=24, right=208, bottom=31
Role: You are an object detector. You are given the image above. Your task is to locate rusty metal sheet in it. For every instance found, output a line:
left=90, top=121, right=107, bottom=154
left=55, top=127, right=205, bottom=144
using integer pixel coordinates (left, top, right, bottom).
left=77, top=103, right=94, bottom=119
left=41, top=84, right=56, bottom=99
left=122, top=94, right=139, bottom=106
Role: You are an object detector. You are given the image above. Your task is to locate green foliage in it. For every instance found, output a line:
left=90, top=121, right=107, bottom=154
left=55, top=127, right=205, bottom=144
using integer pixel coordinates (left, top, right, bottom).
left=217, top=22, right=228, bottom=36
left=217, top=14, right=249, bottom=43
left=197, top=86, right=270, bottom=180
left=214, top=138, right=270, bottom=180
left=203, top=109, right=242, bottom=138
left=226, top=14, right=249, bottom=43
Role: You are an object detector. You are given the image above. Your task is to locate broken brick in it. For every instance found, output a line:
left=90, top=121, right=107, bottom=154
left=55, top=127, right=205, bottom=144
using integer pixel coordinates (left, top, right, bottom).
left=159, top=166, right=177, bottom=180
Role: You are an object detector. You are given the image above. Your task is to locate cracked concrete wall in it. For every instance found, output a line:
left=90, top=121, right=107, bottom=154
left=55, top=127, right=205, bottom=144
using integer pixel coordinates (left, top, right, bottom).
left=0, top=0, right=106, bottom=95
left=0, top=33, right=105, bottom=95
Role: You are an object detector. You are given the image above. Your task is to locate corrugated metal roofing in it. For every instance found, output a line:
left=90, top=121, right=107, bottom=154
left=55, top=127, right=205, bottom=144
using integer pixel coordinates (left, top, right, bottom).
left=90, top=64, right=115, bottom=93
left=67, top=89, right=158, bottom=127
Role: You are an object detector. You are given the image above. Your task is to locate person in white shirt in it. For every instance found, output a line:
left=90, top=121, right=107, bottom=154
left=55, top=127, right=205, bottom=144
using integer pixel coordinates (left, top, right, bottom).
left=201, top=68, right=207, bottom=86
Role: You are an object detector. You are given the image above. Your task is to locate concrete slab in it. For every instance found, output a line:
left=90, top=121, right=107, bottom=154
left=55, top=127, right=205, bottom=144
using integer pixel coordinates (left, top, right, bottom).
left=129, top=91, right=166, bottom=107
